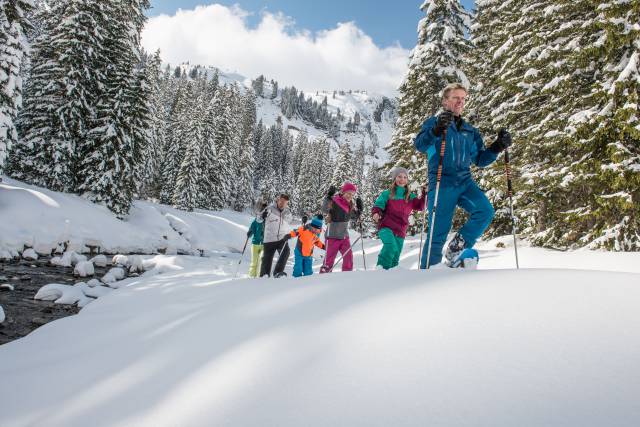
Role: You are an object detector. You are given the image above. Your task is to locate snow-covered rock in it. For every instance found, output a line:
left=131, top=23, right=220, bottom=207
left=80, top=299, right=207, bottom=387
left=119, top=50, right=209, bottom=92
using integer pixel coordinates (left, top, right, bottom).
left=102, top=267, right=126, bottom=285
left=112, top=254, right=129, bottom=267
left=74, top=261, right=95, bottom=277
left=0, top=305, right=4, bottom=323
left=34, top=283, right=92, bottom=307
left=128, top=255, right=145, bottom=273
left=0, top=284, right=15, bottom=291
left=86, top=279, right=102, bottom=288
left=21, top=248, right=38, bottom=261
left=90, top=254, right=108, bottom=268
left=33, top=242, right=56, bottom=256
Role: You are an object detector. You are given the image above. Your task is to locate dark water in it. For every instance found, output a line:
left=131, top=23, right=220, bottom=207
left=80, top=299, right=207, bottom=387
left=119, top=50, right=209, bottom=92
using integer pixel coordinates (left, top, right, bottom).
left=0, top=257, right=110, bottom=346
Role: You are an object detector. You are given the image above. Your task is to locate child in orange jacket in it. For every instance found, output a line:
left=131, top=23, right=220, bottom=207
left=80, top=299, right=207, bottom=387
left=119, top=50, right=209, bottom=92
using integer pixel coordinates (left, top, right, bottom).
left=282, top=216, right=325, bottom=277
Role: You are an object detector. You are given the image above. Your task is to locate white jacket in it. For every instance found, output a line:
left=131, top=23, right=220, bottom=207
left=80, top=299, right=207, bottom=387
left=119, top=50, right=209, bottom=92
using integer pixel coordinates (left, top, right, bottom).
left=258, top=203, right=293, bottom=243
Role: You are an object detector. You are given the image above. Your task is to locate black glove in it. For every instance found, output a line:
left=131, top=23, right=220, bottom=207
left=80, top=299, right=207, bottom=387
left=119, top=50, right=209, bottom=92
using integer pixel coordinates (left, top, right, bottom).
left=327, top=186, right=336, bottom=199
left=246, top=230, right=252, bottom=238
left=281, top=234, right=291, bottom=241
left=301, top=215, right=308, bottom=224
left=489, top=128, right=512, bottom=154
left=261, top=209, right=268, bottom=220
left=355, top=197, right=363, bottom=212
left=433, top=111, right=454, bottom=136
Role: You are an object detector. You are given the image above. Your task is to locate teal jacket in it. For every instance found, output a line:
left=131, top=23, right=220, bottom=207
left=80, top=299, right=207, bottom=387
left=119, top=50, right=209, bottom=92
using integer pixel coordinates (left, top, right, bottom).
left=247, top=219, right=264, bottom=245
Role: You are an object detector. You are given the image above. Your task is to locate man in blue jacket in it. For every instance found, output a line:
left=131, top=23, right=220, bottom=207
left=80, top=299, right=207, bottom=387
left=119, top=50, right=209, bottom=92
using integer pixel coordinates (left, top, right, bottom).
left=415, top=83, right=512, bottom=268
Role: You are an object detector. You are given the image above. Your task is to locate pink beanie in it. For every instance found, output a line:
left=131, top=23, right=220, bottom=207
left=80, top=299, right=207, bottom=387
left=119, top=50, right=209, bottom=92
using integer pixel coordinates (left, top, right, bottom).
left=341, top=182, right=358, bottom=194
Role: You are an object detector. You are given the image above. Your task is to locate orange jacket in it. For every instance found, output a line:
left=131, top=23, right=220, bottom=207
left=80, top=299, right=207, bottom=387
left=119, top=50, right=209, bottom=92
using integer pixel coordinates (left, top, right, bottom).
left=290, top=225, right=325, bottom=257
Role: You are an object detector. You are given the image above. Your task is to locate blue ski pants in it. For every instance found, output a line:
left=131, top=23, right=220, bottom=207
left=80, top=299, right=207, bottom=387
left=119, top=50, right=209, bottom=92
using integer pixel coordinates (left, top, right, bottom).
left=420, top=179, right=494, bottom=268
left=293, top=248, right=314, bottom=277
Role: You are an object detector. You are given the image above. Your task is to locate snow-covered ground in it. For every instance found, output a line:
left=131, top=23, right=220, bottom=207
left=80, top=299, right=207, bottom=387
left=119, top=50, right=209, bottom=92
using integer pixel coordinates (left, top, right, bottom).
left=2, top=177, right=640, bottom=426
left=0, top=177, right=251, bottom=257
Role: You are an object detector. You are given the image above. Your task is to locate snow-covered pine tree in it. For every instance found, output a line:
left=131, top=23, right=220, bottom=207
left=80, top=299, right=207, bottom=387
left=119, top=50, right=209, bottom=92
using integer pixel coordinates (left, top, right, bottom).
left=174, top=94, right=205, bottom=211
left=257, top=125, right=278, bottom=203
left=78, top=0, right=150, bottom=217
left=292, top=136, right=313, bottom=217
left=353, top=141, right=366, bottom=190
left=136, top=50, right=166, bottom=199
left=386, top=0, right=471, bottom=192
left=279, top=129, right=295, bottom=199
left=556, top=1, right=640, bottom=250
left=160, top=75, right=190, bottom=204
left=0, top=0, right=32, bottom=177
left=12, top=0, right=104, bottom=191
left=360, top=162, right=384, bottom=236
left=331, top=142, right=353, bottom=188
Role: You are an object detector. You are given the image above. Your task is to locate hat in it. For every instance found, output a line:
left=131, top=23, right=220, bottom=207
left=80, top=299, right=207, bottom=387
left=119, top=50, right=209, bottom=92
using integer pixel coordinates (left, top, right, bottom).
left=310, top=217, right=323, bottom=229
left=390, top=167, right=409, bottom=180
left=341, top=182, right=358, bottom=194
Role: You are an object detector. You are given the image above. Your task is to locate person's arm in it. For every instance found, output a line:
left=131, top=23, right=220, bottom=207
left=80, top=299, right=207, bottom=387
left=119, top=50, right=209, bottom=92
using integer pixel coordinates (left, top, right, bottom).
left=371, top=190, right=389, bottom=220
left=315, top=239, right=325, bottom=250
left=411, top=189, right=427, bottom=211
left=473, top=128, right=499, bottom=168
left=414, top=116, right=440, bottom=157
left=247, top=220, right=255, bottom=237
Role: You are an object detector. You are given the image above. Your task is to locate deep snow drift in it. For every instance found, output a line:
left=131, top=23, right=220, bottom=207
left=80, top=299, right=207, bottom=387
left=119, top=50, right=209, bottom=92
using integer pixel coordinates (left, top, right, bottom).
left=1, top=262, right=640, bottom=426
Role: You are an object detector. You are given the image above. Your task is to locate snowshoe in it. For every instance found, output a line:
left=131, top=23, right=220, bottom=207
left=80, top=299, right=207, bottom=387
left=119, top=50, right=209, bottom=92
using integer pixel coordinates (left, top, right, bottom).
left=445, top=233, right=465, bottom=265
left=449, top=248, right=479, bottom=269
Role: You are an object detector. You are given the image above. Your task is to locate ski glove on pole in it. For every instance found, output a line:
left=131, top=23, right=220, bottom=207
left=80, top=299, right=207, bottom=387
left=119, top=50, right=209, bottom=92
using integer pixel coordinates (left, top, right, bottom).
left=433, top=111, right=455, bottom=136
left=355, top=197, right=363, bottom=213
left=302, top=215, right=308, bottom=224
left=489, top=128, right=512, bottom=154
left=261, top=209, right=268, bottom=220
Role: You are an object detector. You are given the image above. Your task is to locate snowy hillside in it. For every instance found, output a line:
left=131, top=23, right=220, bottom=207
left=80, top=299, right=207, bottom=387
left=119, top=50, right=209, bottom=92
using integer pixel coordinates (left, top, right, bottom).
left=193, top=64, right=396, bottom=163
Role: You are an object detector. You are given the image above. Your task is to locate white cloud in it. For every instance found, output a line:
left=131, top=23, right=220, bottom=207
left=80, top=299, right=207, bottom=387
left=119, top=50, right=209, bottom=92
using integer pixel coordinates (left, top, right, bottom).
left=141, top=4, right=409, bottom=95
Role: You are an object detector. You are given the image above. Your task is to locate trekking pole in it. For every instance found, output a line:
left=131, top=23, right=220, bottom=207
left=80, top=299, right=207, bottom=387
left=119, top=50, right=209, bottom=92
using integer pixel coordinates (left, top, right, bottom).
left=358, top=221, right=367, bottom=270
left=234, top=236, right=250, bottom=278
left=327, top=235, right=363, bottom=273
left=425, top=128, right=447, bottom=269
left=504, top=148, right=520, bottom=269
left=418, top=166, right=429, bottom=269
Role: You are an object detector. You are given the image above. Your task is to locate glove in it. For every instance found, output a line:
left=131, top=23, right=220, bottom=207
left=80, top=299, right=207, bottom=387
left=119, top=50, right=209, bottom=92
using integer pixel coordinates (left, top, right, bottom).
left=433, top=111, right=454, bottom=136
left=261, top=209, right=268, bottom=220
left=281, top=234, right=291, bottom=241
left=301, top=215, right=308, bottom=224
left=327, top=185, right=336, bottom=199
left=489, top=128, right=512, bottom=154
left=246, top=230, right=252, bottom=238
left=355, top=197, right=363, bottom=212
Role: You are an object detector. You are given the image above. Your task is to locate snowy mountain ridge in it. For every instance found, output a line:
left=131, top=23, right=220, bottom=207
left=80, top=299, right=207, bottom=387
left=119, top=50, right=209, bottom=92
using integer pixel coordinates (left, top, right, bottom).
left=176, top=62, right=397, bottom=164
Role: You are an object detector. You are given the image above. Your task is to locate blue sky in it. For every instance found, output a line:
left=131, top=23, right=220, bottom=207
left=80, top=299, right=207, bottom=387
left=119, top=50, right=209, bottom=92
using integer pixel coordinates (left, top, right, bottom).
left=148, top=1, right=476, bottom=49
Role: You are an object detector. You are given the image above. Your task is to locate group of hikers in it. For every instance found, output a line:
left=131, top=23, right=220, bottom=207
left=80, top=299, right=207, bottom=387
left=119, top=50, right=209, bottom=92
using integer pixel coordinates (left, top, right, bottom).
left=245, top=82, right=513, bottom=278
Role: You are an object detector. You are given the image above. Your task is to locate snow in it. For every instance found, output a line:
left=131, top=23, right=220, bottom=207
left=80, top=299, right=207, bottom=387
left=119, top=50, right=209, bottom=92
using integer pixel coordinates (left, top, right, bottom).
left=2, top=247, right=640, bottom=426
left=0, top=305, right=4, bottom=323
left=73, top=261, right=95, bottom=277
left=90, top=254, right=108, bottom=268
left=3, top=177, right=640, bottom=425
left=21, top=248, right=38, bottom=260
left=0, top=177, right=252, bottom=256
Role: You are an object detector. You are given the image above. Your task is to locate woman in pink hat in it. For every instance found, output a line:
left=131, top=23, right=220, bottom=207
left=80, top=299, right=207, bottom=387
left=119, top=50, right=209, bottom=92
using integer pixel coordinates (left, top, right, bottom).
left=320, top=181, right=362, bottom=273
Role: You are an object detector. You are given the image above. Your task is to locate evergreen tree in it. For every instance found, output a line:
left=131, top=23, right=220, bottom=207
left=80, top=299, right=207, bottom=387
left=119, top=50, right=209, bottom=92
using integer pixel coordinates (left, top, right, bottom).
left=331, top=142, right=353, bottom=188
left=78, top=0, right=150, bottom=217
left=386, top=0, right=471, bottom=193
left=360, top=163, right=383, bottom=236
left=0, top=0, right=32, bottom=177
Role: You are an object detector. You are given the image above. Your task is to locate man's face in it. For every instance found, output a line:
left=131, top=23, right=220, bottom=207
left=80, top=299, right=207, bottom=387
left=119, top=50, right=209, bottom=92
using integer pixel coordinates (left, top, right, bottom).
left=277, top=197, right=289, bottom=209
left=442, top=89, right=467, bottom=116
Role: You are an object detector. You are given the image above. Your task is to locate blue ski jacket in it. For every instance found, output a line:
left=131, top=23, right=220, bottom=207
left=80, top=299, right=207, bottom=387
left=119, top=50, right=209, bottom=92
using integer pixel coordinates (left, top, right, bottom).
left=414, top=115, right=498, bottom=188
